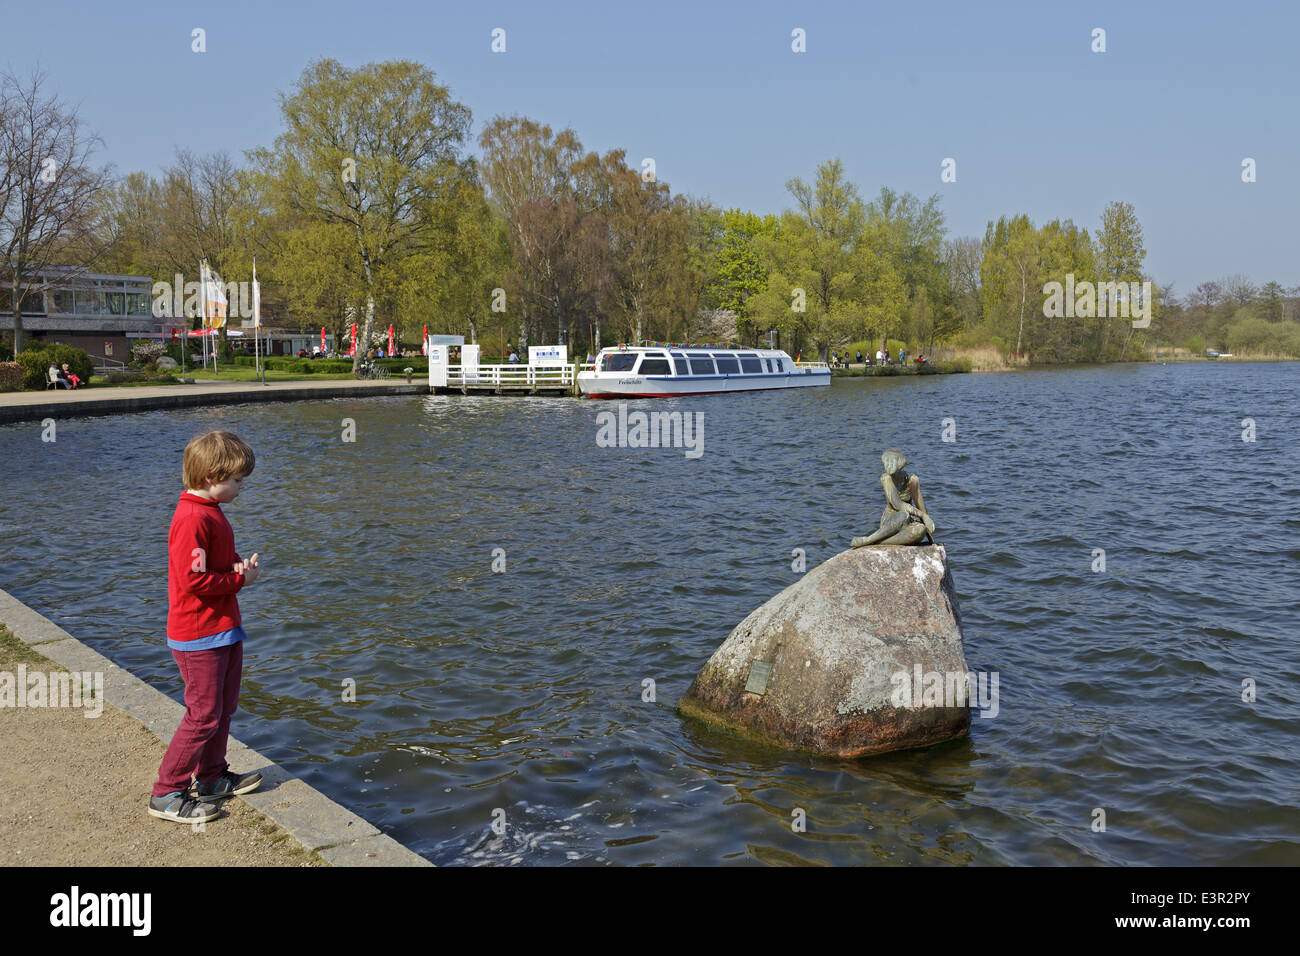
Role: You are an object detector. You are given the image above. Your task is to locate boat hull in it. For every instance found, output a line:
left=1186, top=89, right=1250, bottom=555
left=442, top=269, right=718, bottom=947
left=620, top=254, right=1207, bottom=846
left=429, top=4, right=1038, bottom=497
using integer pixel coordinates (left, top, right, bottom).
left=578, top=370, right=830, bottom=398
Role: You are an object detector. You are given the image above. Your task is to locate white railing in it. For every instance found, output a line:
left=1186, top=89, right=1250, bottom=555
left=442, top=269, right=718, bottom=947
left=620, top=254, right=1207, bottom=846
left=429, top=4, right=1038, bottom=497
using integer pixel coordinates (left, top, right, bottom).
left=446, top=363, right=575, bottom=387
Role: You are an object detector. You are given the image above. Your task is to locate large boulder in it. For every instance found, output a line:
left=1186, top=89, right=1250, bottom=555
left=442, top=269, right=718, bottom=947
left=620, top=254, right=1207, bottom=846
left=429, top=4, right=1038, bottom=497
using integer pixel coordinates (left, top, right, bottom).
left=678, top=544, right=972, bottom=757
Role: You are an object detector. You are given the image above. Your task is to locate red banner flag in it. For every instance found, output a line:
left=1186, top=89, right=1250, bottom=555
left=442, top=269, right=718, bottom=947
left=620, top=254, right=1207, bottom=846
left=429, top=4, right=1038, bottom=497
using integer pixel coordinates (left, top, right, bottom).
left=387, top=324, right=394, bottom=357
left=350, top=323, right=357, bottom=356
left=422, top=325, right=428, bottom=355
left=321, top=328, right=326, bottom=354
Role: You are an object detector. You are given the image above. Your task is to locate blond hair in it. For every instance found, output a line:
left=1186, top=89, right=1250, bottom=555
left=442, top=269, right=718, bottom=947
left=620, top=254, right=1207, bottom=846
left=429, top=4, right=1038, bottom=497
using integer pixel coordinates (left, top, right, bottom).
left=182, top=430, right=256, bottom=490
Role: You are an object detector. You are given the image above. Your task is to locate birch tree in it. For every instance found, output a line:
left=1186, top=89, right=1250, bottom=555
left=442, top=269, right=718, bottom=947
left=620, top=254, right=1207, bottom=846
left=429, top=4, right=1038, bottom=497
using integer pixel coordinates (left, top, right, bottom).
left=251, top=59, right=471, bottom=372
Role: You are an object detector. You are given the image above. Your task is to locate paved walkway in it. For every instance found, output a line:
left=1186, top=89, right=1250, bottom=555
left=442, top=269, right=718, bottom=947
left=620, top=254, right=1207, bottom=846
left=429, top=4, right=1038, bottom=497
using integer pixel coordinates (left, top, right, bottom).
left=0, top=589, right=430, bottom=866
left=0, top=378, right=425, bottom=424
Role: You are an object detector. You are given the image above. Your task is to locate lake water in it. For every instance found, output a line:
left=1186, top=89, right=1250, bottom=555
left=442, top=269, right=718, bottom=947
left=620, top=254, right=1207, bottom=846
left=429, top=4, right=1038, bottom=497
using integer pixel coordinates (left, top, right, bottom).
left=2, top=362, right=1297, bottom=865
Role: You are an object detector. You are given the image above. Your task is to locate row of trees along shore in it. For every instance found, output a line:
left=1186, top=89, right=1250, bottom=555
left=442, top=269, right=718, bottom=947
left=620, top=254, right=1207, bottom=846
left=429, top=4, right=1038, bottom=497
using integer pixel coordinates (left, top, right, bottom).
left=4, top=59, right=1300, bottom=369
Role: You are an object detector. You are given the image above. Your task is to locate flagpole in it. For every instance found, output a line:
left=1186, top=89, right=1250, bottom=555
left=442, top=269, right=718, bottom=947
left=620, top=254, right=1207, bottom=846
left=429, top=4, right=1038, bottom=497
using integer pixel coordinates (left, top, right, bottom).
left=200, top=261, right=208, bottom=372
left=253, top=257, right=264, bottom=385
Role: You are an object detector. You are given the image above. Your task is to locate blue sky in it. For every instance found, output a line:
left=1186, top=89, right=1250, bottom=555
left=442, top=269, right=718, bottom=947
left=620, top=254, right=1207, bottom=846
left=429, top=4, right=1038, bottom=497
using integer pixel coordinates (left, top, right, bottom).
left=5, top=0, right=1297, bottom=293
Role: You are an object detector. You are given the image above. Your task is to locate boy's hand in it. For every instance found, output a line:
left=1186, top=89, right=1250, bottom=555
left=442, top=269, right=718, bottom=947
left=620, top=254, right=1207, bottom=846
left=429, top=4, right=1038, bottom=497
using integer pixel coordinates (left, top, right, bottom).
left=239, top=553, right=260, bottom=586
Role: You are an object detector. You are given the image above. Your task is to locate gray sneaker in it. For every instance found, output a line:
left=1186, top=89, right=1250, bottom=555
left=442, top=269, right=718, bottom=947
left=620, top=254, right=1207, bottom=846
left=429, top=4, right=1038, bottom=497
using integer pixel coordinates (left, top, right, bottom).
left=195, top=769, right=263, bottom=802
left=148, top=790, right=220, bottom=823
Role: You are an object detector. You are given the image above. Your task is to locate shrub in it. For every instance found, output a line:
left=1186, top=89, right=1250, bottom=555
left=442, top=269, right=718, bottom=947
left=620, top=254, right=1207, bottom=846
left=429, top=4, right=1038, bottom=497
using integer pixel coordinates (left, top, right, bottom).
left=0, top=361, right=23, bottom=391
left=131, top=340, right=167, bottom=368
left=378, top=356, right=427, bottom=371
left=1225, top=316, right=1273, bottom=353
left=17, top=344, right=94, bottom=390
left=0, top=340, right=13, bottom=361
left=106, top=369, right=148, bottom=383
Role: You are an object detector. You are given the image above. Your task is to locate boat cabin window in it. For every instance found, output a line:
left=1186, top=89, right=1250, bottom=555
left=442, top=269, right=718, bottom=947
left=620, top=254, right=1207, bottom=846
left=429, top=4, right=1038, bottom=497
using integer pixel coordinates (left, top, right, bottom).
left=772, top=357, right=787, bottom=372
left=637, top=353, right=671, bottom=375
left=688, top=354, right=716, bottom=375
left=602, top=352, right=638, bottom=372
left=670, top=352, right=689, bottom=376
left=739, top=353, right=762, bottom=374
left=714, top=354, right=740, bottom=374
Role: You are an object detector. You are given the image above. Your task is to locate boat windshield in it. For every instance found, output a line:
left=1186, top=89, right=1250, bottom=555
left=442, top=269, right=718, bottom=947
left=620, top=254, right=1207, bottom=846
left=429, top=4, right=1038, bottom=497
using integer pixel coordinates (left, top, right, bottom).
left=601, top=352, right=638, bottom=372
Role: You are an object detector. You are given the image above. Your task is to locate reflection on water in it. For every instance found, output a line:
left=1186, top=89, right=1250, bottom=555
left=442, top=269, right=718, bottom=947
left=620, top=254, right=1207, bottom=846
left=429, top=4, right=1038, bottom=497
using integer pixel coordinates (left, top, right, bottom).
left=2, top=363, right=1298, bottom=865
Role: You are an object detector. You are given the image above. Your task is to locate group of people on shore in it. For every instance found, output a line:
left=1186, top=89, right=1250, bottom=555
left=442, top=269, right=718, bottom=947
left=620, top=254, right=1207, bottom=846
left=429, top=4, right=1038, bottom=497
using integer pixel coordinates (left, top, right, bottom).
left=47, top=362, right=83, bottom=389
left=826, top=348, right=928, bottom=369
left=288, top=345, right=424, bottom=359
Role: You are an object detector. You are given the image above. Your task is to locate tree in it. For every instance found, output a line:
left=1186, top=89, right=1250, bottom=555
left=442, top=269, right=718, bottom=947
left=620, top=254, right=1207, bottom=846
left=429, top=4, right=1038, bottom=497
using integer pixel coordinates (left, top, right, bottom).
left=96, top=171, right=166, bottom=277
left=751, top=159, right=869, bottom=358
left=1259, top=281, right=1285, bottom=322
left=942, top=236, right=982, bottom=337
left=702, top=208, right=778, bottom=342
left=478, top=116, right=587, bottom=349
left=584, top=148, right=692, bottom=346
left=0, top=66, right=113, bottom=353
left=251, top=59, right=472, bottom=371
left=1096, top=201, right=1149, bottom=359
left=1096, top=201, right=1145, bottom=283
left=1036, top=218, right=1097, bottom=361
left=865, top=186, right=949, bottom=350
left=980, top=215, right=1039, bottom=358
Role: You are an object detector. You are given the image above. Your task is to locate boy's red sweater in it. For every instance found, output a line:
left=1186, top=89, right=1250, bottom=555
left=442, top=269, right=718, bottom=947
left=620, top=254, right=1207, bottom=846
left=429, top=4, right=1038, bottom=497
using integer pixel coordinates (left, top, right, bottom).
left=167, top=491, right=244, bottom=641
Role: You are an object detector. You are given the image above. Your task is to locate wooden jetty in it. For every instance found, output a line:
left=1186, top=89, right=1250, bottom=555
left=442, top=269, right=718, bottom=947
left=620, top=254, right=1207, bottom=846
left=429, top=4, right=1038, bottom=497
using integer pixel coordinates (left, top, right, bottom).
left=431, top=362, right=581, bottom=396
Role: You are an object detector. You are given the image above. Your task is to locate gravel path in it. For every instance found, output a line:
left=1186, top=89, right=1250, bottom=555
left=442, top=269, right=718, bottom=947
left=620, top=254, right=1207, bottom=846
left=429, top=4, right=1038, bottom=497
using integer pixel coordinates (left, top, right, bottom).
left=0, top=626, right=325, bottom=867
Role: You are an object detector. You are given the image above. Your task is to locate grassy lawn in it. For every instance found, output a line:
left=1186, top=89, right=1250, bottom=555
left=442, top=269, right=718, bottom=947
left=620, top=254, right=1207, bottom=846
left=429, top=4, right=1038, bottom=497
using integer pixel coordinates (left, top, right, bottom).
left=181, top=366, right=357, bottom=382
left=86, top=366, right=357, bottom=386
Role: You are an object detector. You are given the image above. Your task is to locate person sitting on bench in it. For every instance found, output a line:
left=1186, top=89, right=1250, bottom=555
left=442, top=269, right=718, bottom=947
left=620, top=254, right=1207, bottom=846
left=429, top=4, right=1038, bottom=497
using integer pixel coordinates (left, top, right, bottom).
left=48, top=363, right=72, bottom=389
left=61, top=363, right=83, bottom=388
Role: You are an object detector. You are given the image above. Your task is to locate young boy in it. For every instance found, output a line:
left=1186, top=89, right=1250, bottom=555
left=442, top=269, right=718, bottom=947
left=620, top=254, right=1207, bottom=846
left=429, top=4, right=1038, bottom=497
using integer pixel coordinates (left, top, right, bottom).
left=148, top=429, right=264, bottom=823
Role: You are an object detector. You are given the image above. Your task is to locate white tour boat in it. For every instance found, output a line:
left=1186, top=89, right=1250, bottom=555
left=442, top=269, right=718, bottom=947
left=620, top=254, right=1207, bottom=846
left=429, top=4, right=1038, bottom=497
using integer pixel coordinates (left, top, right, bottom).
left=577, top=345, right=830, bottom=398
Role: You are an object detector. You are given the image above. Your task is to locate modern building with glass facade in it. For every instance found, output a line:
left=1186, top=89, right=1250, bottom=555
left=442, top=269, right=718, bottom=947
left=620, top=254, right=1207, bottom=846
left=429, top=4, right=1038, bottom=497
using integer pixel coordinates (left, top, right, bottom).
left=0, top=267, right=157, bottom=366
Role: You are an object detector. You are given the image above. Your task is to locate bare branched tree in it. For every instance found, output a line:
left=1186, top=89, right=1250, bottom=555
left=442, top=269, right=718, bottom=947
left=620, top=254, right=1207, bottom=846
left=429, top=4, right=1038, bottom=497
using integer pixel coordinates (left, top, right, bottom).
left=0, top=66, right=113, bottom=352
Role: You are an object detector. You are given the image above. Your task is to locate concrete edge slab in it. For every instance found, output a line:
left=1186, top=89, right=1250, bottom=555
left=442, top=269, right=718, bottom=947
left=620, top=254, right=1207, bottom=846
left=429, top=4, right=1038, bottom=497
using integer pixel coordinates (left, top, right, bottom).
left=0, top=587, right=431, bottom=867
left=0, top=592, right=74, bottom=645
left=318, top=832, right=434, bottom=867
left=0, top=383, right=426, bottom=425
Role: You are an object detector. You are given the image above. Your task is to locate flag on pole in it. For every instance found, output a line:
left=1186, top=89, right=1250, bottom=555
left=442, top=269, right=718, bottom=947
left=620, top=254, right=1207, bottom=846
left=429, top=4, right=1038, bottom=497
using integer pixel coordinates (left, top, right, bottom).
left=350, top=323, right=357, bottom=356
left=387, top=324, right=394, bottom=357
left=201, top=261, right=227, bottom=329
left=422, top=325, right=427, bottom=355
left=251, top=261, right=261, bottom=328
left=321, top=328, right=327, bottom=354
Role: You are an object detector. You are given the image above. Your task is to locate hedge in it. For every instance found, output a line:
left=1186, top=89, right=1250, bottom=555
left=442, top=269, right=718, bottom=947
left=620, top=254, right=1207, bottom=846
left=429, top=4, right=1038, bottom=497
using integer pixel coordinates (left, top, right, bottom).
left=105, top=369, right=179, bottom=384
left=0, top=361, right=23, bottom=391
left=17, top=344, right=95, bottom=390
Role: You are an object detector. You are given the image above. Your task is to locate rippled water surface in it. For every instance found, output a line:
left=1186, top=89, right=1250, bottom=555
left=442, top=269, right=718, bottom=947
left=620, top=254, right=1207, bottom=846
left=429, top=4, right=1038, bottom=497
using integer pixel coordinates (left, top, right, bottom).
left=2, top=362, right=1297, bottom=865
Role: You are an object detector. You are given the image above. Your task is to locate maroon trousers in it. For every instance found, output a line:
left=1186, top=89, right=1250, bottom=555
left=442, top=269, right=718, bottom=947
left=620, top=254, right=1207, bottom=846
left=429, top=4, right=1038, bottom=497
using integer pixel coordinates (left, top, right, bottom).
left=152, top=641, right=243, bottom=797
